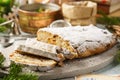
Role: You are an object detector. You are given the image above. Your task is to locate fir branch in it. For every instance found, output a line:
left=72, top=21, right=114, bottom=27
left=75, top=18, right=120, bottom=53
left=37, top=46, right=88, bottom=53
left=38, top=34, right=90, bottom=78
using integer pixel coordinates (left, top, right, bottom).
left=97, top=13, right=120, bottom=33
left=3, top=73, right=38, bottom=80
left=0, top=18, right=11, bottom=33
left=3, top=62, right=39, bottom=80
left=114, top=50, right=120, bottom=64
left=0, top=52, right=5, bottom=68
left=97, top=11, right=120, bottom=26
left=0, top=26, right=8, bottom=32
left=97, top=17, right=120, bottom=26
left=17, top=73, right=39, bottom=80
left=9, top=62, right=22, bottom=76
left=0, top=17, right=8, bottom=32
left=0, top=18, right=6, bottom=23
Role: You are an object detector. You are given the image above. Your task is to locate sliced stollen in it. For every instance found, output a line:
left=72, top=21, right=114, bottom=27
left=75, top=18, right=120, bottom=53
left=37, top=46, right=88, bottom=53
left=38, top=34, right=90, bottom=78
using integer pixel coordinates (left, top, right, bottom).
left=37, top=25, right=117, bottom=58
left=9, top=51, right=57, bottom=71
left=16, top=38, right=66, bottom=61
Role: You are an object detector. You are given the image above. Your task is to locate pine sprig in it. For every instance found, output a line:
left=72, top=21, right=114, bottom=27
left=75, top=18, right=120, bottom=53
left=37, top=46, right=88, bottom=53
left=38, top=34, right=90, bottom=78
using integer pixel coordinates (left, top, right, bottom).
left=0, top=52, right=5, bottom=68
left=0, top=18, right=7, bottom=33
left=97, top=13, right=120, bottom=33
left=114, top=50, right=120, bottom=64
left=97, top=16, right=120, bottom=26
left=2, top=62, right=39, bottom=80
left=17, top=73, right=39, bottom=80
left=0, top=26, right=8, bottom=33
left=3, top=72, right=38, bottom=80
left=9, top=62, right=22, bottom=76
left=97, top=10, right=120, bottom=26
left=0, top=18, right=6, bottom=23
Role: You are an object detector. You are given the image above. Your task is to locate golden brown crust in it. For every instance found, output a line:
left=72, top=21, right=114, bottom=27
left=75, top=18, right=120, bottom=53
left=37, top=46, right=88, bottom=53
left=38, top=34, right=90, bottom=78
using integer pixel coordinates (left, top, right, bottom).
left=78, top=39, right=116, bottom=58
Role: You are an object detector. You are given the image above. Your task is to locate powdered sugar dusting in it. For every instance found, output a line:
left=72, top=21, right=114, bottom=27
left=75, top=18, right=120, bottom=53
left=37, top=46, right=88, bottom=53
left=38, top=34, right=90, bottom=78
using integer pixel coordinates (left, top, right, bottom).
left=25, top=38, right=59, bottom=54
left=39, top=25, right=116, bottom=53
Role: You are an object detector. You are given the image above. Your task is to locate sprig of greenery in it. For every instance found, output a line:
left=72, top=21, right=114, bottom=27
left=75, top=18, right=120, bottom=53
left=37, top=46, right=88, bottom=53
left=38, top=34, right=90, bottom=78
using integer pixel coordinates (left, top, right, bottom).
left=114, top=50, right=120, bottom=64
left=0, top=52, right=5, bottom=68
left=2, top=62, right=39, bottom=80
left=0, top=26, right=8, bottom=32
left=97, top=11, right=120, bottom=26
left=9, top=62, right=22, bottom=76
left=16, top=73, right=39, bottom=80
left=0, top=18, right=8, bottom=33
left=0, top=18, right=6, bottom=23
left=2, top=73, right=38, bottom=80
left=97, top=16, right=120, bottom=26
left=97, top=13, right=120, bottom=32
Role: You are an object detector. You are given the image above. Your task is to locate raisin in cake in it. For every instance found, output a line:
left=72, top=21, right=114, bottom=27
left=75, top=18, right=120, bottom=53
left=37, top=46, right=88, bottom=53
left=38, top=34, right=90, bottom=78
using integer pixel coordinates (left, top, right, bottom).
left=37, top=25, right=116, bottom=59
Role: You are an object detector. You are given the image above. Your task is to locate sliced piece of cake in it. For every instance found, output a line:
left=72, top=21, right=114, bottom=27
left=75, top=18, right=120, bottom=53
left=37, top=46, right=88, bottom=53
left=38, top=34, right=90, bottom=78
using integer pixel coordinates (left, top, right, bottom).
left=16, top=38, right=68, bottom=61
left=9, top=51, right=57, bottom=71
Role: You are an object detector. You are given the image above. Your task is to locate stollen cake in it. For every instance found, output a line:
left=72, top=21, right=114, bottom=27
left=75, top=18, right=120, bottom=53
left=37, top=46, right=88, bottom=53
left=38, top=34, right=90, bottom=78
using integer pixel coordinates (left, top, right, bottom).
left=37, top=25, right=116, bottom=59
left=9, top=51, right=57, bottom=71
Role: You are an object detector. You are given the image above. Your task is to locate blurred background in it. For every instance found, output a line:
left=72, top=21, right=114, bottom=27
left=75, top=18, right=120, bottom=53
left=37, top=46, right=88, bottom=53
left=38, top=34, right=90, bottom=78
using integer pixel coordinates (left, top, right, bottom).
left=0, top=0, right=120, bottom=35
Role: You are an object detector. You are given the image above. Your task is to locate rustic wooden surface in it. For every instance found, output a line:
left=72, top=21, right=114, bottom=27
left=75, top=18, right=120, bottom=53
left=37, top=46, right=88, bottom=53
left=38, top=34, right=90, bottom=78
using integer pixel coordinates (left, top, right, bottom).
left=0, top=40, right=118, bottom=80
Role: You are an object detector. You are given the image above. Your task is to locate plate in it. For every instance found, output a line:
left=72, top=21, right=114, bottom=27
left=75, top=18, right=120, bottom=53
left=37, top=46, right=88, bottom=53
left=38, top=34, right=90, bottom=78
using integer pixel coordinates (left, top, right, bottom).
left=0, top=41, right=119, bottom=80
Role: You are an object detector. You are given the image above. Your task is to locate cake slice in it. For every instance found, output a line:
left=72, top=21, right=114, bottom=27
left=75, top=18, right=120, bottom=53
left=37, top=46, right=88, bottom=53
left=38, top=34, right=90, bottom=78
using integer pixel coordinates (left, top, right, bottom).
left=37, top=25, right=116, bottom=58
left=9, top=51, right=57, bottom=71
left=16, top=38, right=69, bottom=61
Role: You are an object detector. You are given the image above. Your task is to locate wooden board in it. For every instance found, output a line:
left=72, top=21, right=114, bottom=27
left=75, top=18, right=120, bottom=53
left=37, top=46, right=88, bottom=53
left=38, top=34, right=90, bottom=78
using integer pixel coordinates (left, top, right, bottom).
left=1, top=42, right=118, bottom=80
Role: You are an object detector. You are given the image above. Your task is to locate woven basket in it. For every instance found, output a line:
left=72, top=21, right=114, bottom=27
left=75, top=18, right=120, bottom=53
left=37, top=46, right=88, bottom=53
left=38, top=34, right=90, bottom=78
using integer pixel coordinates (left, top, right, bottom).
left=18, top=3, right=60, bottom=34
